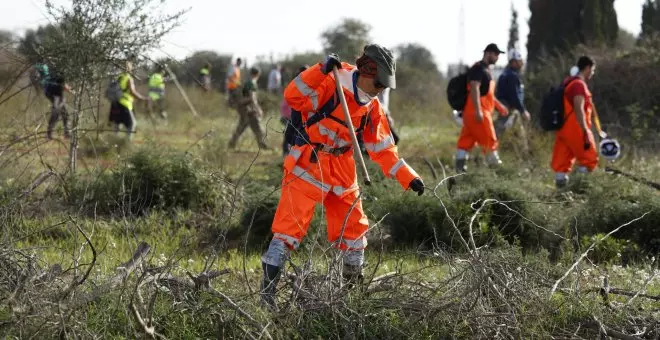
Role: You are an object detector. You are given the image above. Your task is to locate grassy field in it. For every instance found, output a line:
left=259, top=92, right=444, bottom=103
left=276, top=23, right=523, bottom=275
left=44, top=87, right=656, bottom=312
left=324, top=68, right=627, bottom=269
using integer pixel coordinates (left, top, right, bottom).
left=1, top=84, right=659, bottom=339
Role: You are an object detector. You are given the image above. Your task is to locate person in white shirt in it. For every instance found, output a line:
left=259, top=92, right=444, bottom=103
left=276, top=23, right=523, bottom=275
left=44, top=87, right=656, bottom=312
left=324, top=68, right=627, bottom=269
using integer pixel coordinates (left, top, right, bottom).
left=267, top=64, right=282, bottom=94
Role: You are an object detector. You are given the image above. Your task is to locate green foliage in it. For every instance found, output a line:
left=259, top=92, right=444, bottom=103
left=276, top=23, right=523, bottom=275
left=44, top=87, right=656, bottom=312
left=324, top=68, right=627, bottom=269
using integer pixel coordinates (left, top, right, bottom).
left=20, top=0, right=186, bottom=83
left=642, top=0, right=660, bottom=39
left=71, top=148, right=221, bottom=216
left=508, top=5, right=520, bottom=51
left=580, top=233, right=640, bottom=264
left=320, top=18, right=372, bottom=60
left=573, top=172, right=660, bottom=254
left=17, top=24, right=61, bottom=64
left=527, top=0, right=618, bottom=67
left=391, top=44, right=445, bottom=122
left=368, top=170, right=552, bottom=252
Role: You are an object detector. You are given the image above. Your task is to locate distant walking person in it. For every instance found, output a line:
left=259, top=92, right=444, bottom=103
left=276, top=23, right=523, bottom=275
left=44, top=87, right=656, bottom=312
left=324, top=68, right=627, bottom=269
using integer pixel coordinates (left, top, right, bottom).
left=228, top=67, right=270, bottom=150
left=108, top=61, right=147, bottom=140
left=455, top=43, right=509, bottom=173
left=148, top=64, right=168, bottom=120
left=226, top=58, right=242, bottom=109
left=199, top=62, right=212, bottom=92
left=30, top=61, right=50, bottom=96
left=551, top=56, right=599, bottom=187
left=495, top=49, right=531, bottom=138
left=45, top=71, right=74, bottom=140
left=281, top=65, right=309, bottom=156
left=267, top=64, right=283, bottom=94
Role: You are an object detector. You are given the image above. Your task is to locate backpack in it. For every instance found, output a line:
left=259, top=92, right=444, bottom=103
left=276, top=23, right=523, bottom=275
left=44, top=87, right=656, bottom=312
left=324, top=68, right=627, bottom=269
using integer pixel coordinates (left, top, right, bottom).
left=540, top=78, right=577, bottom=131
left=446, top=72, right=468, bottom=111
left=105, top=77, right=124, bottom=102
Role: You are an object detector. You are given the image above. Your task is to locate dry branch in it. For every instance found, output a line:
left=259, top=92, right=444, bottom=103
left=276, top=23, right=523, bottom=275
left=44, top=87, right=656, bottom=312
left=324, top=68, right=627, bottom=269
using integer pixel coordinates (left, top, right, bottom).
left=550, top=212, right=650, bottom=298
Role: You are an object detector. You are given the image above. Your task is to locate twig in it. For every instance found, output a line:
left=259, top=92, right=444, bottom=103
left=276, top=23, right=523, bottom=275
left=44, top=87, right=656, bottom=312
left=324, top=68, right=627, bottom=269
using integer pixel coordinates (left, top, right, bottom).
left=210, top=288, right=272, bottom=340
left=584, top=317, right=642, bottom=340
left=130, top=302, right=166, bottom=339
left=550, top=212, right=650, bottom=298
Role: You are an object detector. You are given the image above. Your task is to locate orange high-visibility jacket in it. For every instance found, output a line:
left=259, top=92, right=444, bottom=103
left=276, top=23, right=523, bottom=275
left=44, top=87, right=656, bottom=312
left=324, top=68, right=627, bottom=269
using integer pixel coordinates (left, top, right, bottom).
left=283, top=62, right=419, bottom=196
left=226, top=65, right=241, bottom=90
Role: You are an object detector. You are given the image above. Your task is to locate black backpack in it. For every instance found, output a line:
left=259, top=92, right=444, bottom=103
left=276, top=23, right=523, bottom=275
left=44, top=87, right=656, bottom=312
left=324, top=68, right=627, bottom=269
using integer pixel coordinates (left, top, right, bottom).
left=446, top=72, right=468, bottom=111
left=540, top=78, right=578, bottom=131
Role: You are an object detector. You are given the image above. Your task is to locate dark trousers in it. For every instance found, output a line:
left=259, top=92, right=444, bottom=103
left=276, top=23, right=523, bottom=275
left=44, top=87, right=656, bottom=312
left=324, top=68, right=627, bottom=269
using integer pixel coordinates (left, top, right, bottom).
left=47, top=95, right=69, bottom=138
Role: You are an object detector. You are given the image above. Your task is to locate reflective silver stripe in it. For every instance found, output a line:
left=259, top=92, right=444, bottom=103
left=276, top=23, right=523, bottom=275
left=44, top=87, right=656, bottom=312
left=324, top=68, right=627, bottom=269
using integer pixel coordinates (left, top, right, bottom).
left=343, top=236, right=367, bottom=250
left=364, top=135, right=394, bottom=153
left=273, top=233, right=300, bottom=250
left=294, top=76, right=319, bottom=110
left=318, top=123, right=350, bottom=148
left=389, top=159, right=407, bottom=177
left=331, top=182, right=358, bottom=196
left=292, top=166, right=330, bottom=192
left=289, top=148, right=302, bottom=161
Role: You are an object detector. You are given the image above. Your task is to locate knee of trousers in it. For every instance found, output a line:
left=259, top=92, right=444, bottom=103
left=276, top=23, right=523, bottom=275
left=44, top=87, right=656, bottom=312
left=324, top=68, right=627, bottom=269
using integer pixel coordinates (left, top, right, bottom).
left=261, top=237, right=292, bottom=267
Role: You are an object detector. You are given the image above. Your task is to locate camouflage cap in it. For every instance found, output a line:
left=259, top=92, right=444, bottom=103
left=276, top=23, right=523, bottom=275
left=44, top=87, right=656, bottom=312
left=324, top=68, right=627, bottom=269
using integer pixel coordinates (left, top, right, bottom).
left=363, top=44, right=396, bottom=89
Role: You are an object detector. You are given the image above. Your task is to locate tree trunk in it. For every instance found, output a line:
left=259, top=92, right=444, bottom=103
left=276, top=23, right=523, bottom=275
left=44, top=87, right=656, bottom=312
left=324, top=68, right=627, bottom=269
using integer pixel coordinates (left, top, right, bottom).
left=69, top=79, right=86, bottom=176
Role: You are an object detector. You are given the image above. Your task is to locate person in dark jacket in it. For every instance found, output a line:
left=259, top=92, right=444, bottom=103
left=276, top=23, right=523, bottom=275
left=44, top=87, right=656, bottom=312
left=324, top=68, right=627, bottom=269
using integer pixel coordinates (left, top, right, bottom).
left=495, top=49, right=530, bottom=138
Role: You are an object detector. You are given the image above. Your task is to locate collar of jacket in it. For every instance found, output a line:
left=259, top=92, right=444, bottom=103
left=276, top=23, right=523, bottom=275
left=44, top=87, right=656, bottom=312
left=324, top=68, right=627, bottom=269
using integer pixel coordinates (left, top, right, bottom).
left=352, top=71, right=370, bottom=106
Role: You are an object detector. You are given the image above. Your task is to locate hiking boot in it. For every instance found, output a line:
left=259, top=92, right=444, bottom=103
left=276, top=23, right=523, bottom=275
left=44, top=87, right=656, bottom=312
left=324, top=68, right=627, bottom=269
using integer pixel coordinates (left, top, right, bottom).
left=260, top=263, right=281, bottom=311
left=455, top=158, right=467, bottom=173
left=555, top=173, right=569, bottom=188
left=342, top=264, right=364, bottom=289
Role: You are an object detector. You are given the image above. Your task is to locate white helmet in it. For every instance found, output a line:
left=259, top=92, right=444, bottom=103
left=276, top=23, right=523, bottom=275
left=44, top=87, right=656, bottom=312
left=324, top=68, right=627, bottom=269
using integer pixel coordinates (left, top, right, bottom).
left=453, top=110, right=463, bottom=127
left=599, top=138, right=621, bottom=161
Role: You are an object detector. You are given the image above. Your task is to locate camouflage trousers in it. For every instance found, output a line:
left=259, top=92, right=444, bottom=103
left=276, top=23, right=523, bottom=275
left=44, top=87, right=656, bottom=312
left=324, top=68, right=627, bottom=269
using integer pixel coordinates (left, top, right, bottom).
left=228, top=104, right=268, bottom=149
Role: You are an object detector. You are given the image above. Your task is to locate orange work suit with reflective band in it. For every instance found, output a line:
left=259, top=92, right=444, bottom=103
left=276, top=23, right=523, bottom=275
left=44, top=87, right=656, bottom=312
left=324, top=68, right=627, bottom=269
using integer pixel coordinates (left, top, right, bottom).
left=226, top=66, right=241, bottom=91
left=457, top=80, right=506, bottom=153
left=551, top=78, right=598, bottom=173
left=273, top=63, right=420, bottom=251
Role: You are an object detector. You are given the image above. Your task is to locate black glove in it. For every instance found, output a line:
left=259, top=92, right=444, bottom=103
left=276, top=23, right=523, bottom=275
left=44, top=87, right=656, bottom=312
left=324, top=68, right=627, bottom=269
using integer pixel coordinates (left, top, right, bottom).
left=409, top=178, right=425, bottom=196
left=321, top=54, right=342, bottom=74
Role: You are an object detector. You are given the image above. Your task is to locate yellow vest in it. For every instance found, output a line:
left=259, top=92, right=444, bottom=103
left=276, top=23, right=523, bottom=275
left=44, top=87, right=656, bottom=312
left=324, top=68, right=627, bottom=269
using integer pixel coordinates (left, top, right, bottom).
left=118, top=73, right=134, bottom=111
left=149, top=72, right=165, bottom=94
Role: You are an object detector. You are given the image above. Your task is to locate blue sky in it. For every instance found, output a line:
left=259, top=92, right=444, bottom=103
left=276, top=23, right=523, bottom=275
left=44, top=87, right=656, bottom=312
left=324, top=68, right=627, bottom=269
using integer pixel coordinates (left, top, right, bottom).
left=0, top=0, right=646, bottom=70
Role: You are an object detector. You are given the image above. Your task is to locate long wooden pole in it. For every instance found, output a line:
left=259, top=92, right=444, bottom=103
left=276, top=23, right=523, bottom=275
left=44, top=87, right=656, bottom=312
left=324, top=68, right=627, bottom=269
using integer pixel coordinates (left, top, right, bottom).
left=164, top=64, right=198, bottom=117
left=331, top=67, right=371, bottom=185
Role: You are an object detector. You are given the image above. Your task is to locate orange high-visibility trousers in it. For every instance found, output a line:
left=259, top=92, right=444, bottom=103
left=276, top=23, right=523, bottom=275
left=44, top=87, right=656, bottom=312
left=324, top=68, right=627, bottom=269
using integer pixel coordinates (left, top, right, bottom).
left=551, top=128, right=598, bottom=173
left=271, top=172, right=368, bottom=251
left=457, top=111, right=498, bottom=152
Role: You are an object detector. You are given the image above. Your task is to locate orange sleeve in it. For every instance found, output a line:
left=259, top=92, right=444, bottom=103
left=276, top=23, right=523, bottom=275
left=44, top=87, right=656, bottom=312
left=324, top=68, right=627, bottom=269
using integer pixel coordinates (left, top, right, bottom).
left=362, top=101, right=420, bottom=189
left=284, top=64, right=335, bottom=113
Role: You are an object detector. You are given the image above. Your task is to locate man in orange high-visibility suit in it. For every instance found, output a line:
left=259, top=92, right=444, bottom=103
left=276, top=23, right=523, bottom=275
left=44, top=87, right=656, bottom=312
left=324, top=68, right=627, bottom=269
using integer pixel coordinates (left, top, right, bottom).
left=455, top=43, right=509, bottom=172
left=551, top=56, right=599, bottom=187
left=226, top=58, right=242, bottom=109
left=260, top=44, right=425, bottom=309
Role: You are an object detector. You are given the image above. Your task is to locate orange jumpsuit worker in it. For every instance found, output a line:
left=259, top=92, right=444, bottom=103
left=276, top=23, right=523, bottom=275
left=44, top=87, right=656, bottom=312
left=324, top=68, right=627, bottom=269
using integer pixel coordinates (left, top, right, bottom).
left=226, top=58, right=242, bottom=109
left=456, top=43, right=509, bottom=172
left=551, top=56, right=599, bottom=187
left=260, top=44, right=425, bottom=308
